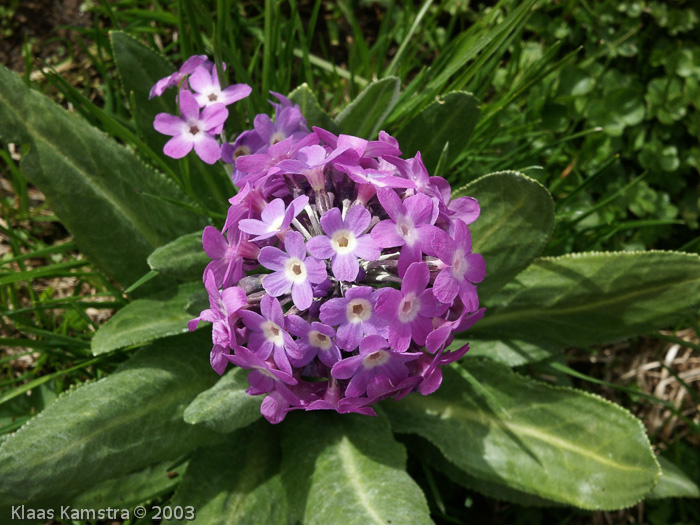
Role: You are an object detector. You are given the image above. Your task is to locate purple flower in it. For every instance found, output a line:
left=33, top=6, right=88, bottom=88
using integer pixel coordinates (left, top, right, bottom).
left=319, top=286, right=387, bottom=351
left=286, top=315, right=341, bottom=367
left=153, top=90, right=228, bottom=164
left=202, top=206, right=260, bottom=287
left=370, top=188, right=442, bottom=276
left=258, top=231, right=327, bottom=310
left=254, top=94, right=308, bottom=146
left=188, top=65, right=252, bottom=108
left=239, top=295, right=301, bottom=374
left=331, top=335, right=421, bottom=398
left=307, top=206, right=380, bottom=281
left=238, top=195, right=309, bottom=241
left=432, top=219, right=485, bottom=308
left=415, top=341, right=471, bottom=395
left=225, top=345, right=303, bottom=424
left=149, top=54, right=209, bottom=99
left=236, top=133, right=319, bottom=185
left=276, top=144, right=346, bottom=190
left=374, top=262, right=448, bottom=352
left=188, top=270, right=247, bottom=374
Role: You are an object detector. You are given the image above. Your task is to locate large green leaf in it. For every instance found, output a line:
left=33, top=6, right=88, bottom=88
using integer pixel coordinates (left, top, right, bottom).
left=461, top=338, right=559, bottom=367
left=0, top=331, right=219, bottom=502
left=470, top=252, right=700, bottom=347
left=335, top=77, right=401, bottom=139
left=395, top=91, right=480, bottom=172
left=455, top=171, right=554, bottom=299
left=110, top=31, right=176, bottom=161
left=171, top=421, right=286, bottom=524
left=647, top=456, right=700, bottom=499
left=403, top=435, right=562, bottom=507
left=384, top=361, right=659, bottom=510
left=0, top=65, right=205, bottom=287
left=91, top=282, right=199, bottom=355
left=69, top=459, right=188, bottom=510
left=289, top=83, right=338, bottom=133
left=147, top=231, right=208, bottom=282
left=281, top=412, right=433, bottom=525
left=184, top=367, right=262, bottom=433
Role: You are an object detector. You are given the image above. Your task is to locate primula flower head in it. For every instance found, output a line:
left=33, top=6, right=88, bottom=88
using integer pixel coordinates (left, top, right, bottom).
left=156, top=56, right=486, bottom=423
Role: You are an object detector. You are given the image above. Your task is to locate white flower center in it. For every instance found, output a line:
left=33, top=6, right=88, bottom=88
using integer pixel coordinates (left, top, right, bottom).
left=267, top=214, right=285, bottom=232
left=362, top=350, right=390, bottom=369
left=262, top=321, right=284, bottom=346
left=233, top=145, right=250, bottom=159
left=397, top=292, right=420, bottom=323
left=396, top=216, right=417, bottom=246
left=451, top=248, right=467, bottom=279
left=284, top=257, right=307, bottom=284
left=270, top=131, right=286, bottom=145
left=346, top=298, right=372, bottom=324
left=309, top=330, right=332, bottom=351
left=331, top=229, right=357, bottom=255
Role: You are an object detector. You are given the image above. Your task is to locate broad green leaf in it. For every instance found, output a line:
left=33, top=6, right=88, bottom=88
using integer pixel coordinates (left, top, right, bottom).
left=0, top=65, right=205, bottom=287
left=69, top=459, right=188, bottom=510
left=171, top=421, right=286, bottom=524
left=384, top=361, right=659, bottom=510
left=647, top=456, right=700, bottom=499
left=335, top=77, right=400, bottom=139
left=396, top=92, right=480, bottom=172
left=281, top=412, right=433, bottom=525
left=460, top=338, right=559, bottom=367
left=147, top=231, right=208, bottom=282
left=184, top=367, right=262, bottom=433
left=91, top=282, right=199, bottom=355
left=0, top=331, right=219, bottom=502
left=403, top=435, right=561, bottom=507
left=470, top=252, right=700, bottom=347
left=110, top=31, right=176, bottom=160
left=455, top=171, right=554, bottom=299
left=289, top=83, right=338, bottom=133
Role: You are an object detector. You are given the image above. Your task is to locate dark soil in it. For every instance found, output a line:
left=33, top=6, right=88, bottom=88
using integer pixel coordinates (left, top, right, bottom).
left=0, top=0, right=91, bottom=73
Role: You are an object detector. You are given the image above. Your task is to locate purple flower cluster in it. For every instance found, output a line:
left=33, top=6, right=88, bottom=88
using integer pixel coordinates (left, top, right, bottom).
left=157, top=57, right=486, bottom=424
left=152, top=57, right=252, bottom=164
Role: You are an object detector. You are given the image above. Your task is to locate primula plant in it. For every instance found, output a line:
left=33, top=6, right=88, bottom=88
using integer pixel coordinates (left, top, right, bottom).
left=1, top=20, right=700, bottom=524
left=149, top=57, right=486, bottom=422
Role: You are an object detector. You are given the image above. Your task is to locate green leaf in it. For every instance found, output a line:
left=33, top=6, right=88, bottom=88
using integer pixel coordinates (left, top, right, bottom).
left=647, top=456, right=700, bottom=499
left=91, top=282, right=200, bottom=355
left=470, top=252, right=700, bottom=347
left=385, top=362, right=659, bottom=510
left=110, top=31, right=176, bottom=160
left=454, top=171, right=555, bottom=299
left=281, top=412, right=433, bottom=525
left=171, top=421, right=287, bottom=525
left=184, top=367, right=262, bottom=433
left=0, top=65, right=205, bottom=288
left=0, top=332, right=219, bottom=502
left=404, top=435, right=562, bottom=507
left=396, top=91, right=480, bottom=172
left=460, top=338, right=559, bottom=367
left=69, top=459, right=188, bottom=510
left=335, top=77, right=400, bottom=139
left=147, top=231, right=208, bottom=282
left=288, top=83, right=338, bottom=133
